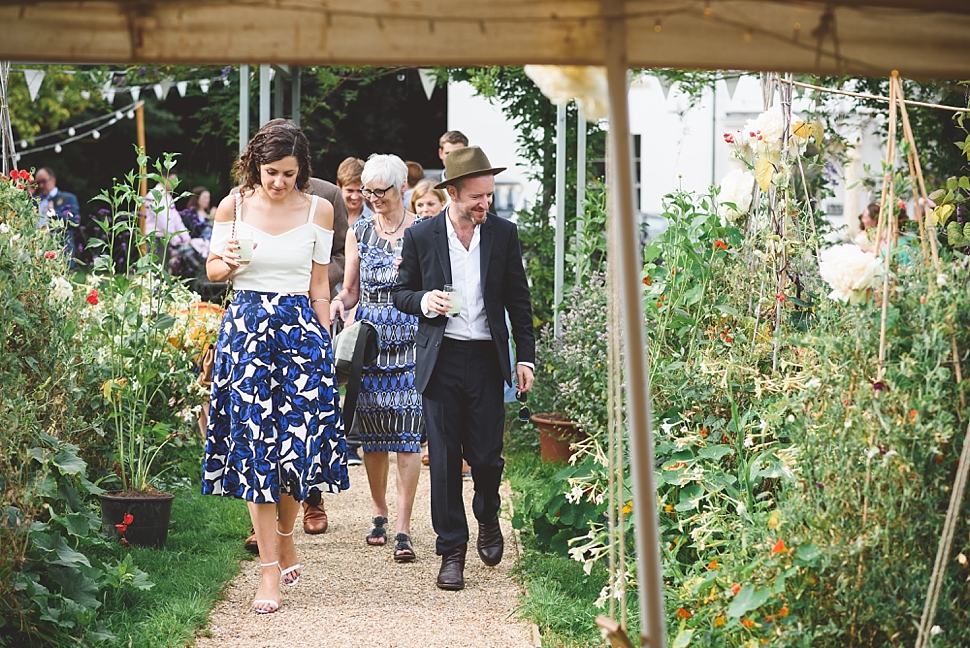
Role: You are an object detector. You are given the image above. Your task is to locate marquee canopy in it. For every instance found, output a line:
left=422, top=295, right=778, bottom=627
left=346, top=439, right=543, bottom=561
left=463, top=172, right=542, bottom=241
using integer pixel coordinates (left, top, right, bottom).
left=1, top=0, right=969, bottom=78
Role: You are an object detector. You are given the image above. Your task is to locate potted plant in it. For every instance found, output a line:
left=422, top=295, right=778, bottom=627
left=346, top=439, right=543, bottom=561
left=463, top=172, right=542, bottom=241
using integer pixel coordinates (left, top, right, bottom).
left=80, top=155, right=200, bottom=547
left=530, top=273, right=610, bottom=463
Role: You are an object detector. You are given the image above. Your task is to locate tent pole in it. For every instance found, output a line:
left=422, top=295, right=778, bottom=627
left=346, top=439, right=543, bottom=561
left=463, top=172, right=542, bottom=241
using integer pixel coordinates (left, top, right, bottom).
left=576, top=112, right=587, bottom=282
left=554, top=102, right=567, bottom=337
left=239, top=65, right=250, bottom=154
left=602, top=0, right=666, bottom=645
left=259, top=64, right=270, bottom=127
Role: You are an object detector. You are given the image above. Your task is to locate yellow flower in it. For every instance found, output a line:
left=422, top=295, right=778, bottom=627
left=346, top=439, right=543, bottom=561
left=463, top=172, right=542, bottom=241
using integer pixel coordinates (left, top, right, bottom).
left=622, top=500, right=633, bottom=515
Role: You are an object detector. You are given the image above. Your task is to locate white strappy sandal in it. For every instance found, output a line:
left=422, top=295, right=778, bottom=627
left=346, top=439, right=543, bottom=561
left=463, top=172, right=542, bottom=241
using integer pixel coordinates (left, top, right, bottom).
left=277, top=524, right=301, bottom=587
left=253, top=561, right=280, bottom=614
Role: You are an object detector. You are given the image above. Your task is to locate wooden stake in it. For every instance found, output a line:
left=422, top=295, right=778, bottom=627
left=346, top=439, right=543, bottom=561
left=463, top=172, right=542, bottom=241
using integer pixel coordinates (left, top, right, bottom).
left=135, top=102, right=148, bottom=255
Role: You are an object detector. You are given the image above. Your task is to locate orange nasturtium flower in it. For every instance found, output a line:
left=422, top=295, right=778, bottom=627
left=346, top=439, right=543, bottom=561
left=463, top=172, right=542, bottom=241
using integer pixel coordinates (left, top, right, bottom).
left=706, top=557, right=718, bottom=570
left=741, top=618, right=755, bottom=629
left=730, top=582, right=741, bottom=596
left=713, top=239, right=728, bottom=250
left=622, top=500, right=633, bottom=515
left=771, top=539, right=788, bottom=555
left=676, top=607, right=692, bottom=619
left=714, top=614, right=726, bottom=627
left=778, top=605, right=789, bottom=617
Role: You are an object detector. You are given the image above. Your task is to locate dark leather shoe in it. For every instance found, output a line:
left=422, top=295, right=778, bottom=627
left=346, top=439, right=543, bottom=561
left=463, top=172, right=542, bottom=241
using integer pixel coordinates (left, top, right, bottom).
left=436, top=544, right=467, bottom=590
left=243, top=530, right=258, bottom=554
left=477, top=518, right=504, bottom=566
left=303, top=502, right=329, bottom=534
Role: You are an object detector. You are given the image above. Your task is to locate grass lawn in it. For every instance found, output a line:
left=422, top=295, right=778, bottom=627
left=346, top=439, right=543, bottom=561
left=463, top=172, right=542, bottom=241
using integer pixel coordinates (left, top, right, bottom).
left=97, top=489, right=251, bottom=647
left=504, top=424, right=641, bottom=647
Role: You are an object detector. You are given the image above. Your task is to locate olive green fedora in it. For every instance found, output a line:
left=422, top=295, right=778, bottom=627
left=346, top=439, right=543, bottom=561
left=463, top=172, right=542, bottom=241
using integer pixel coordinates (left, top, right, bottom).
left=435, top=146, right=506, bottom=189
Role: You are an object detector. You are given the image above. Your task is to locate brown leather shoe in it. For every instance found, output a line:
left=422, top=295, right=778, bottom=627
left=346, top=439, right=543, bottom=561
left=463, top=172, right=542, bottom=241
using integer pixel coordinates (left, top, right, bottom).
left=436, top=544, right=467, bottom=590
left=303, top=502, right=329, bottom=534
left=477, top=517, right=504, bottom=566
left=244, top=530, right=259, bottom=554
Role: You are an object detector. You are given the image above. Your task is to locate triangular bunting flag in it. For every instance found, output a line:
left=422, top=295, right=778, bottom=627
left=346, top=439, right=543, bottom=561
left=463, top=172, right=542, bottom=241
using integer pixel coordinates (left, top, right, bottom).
left=723, top=74, right=741, bottom=100
left=199, top=79, right=210, bottom=94
left=657, top=74, right=673, bottom=99
left=103, top=87, right=116, bottom=104
left=418, top=69, right=437, bottom=101
left=23, top=69, right=45, bottom=102
left=130, top=86, right=141, bottom=102
left=269, top=67, right=276, bottom=82
left=159, top=77, right=174, bottom=99
left=176, top=81, right=188, bottom=97
left=153, top=84, right=164, bottom=100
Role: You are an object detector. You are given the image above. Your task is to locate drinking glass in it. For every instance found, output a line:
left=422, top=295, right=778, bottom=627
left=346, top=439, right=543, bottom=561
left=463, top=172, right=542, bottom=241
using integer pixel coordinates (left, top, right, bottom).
left=443, top=283, right=462, bottom=317
left=393, top=238, right=404, bottom=259
left=237, top=232, right=254, bottom=263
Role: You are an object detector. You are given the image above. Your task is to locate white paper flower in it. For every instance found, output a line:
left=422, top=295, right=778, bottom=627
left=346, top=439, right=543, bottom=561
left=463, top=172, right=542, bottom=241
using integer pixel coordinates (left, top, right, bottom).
left=818, top=244, right=884, bottom=304
left=49, top=276, right=73, bottom=303
left=744, top=105, right=786, bottom=150
left=524, top=65, right=608, bottom=120
left=718, top=169, right=755, bottom=222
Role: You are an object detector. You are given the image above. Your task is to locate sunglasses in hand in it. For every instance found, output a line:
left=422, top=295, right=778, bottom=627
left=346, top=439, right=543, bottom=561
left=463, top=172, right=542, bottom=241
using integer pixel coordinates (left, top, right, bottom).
left=516, top=390, right=531, bottom=422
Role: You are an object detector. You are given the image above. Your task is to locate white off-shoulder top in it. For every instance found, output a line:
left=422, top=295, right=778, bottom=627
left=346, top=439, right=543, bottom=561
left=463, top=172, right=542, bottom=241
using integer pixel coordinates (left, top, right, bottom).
left=210, top=193, right=334, bottom=293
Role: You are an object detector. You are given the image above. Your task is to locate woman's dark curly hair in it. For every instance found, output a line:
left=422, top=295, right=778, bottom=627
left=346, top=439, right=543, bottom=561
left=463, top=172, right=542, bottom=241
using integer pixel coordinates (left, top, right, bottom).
left=233, top=118, right=312, bottom=193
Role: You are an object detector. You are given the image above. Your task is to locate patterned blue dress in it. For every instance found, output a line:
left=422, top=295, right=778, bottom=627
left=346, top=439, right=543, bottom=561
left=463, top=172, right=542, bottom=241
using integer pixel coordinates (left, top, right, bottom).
left=353, top=216, right=423, bottom=453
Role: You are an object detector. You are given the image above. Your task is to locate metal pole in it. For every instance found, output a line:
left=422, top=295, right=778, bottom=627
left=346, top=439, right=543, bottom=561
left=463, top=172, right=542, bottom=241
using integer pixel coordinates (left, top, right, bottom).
left=711, top=81, right=717, bottom=186
left=259, top=64, right=271, bottom=127
left=291, top=66, right=301, bottom=127
left=239, top=64, right=249, bottom=153
left=0, top=61, right=16, bottom=174
left=602, top=0, right=666, bottom=645
left=273, top=68, right=284, bottom=119
left=554, top=102, right=567, bottom=337
left=576, top=112, right=587, bottom=282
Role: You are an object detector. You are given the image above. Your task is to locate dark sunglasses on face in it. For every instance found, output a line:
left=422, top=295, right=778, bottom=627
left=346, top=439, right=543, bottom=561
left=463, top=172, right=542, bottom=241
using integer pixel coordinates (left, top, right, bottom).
left=516, top=390, right=531, bottom=422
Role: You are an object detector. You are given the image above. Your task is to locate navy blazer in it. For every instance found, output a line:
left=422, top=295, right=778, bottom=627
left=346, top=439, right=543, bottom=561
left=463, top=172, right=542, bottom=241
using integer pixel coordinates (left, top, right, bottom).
left=392, top=210, right=535, bottom=394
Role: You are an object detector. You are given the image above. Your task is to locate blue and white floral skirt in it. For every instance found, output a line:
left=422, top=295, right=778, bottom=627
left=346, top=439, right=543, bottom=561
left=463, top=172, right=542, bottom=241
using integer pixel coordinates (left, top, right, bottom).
left=202, top=291, right=349, bottom=504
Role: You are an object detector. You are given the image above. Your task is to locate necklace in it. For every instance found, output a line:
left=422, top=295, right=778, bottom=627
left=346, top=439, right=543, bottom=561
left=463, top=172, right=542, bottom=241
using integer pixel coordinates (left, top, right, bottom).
left=378, top=210, right=406, bottom=235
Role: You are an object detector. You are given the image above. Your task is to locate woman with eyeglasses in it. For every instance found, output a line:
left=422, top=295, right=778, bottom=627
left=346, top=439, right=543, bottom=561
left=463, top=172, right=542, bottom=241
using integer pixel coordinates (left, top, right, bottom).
left=330, top=153, right=424, bottom=562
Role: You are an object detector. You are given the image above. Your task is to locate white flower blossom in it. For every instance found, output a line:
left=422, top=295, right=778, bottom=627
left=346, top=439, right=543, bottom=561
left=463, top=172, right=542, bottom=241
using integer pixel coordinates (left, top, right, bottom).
left=0, top=223, right=8, bottom=234
left=566, top=486, right=584, bottom=504
left=523, top=65, right=608, bottom=120
left=930, top=626, right=942, bottom=636
left=818, top=244, right=884, bottom=304
left=744, top=105, right=786, bottom=151
left=806, top=378, right=822, bottom=389
left=49, top=276, right=73, bottom=303
left=718, top=169, right=755, bottom=222
left=937, top=273, right=947, bottom=286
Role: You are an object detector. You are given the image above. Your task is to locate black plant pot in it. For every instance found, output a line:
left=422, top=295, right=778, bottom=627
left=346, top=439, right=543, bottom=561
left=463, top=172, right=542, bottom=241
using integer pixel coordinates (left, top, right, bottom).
left=100, top=490, right=176, bottom=548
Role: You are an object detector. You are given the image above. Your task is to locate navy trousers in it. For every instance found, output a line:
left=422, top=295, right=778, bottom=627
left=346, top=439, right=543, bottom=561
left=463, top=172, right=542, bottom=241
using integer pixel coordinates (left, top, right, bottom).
left=422, top=338, right=505, bottom=555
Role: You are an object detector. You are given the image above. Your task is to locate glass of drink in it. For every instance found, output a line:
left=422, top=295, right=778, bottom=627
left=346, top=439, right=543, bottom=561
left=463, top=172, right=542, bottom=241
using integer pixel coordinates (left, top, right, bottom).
left=443, top=283, right=462, bottom=317
left=237, top=231, right=254, bottom=264
left=393, top=238, right=404, bottom=259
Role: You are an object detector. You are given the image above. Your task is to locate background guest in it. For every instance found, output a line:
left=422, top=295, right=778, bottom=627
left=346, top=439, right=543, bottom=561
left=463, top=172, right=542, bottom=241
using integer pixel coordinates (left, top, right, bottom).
left=402, top=160, right=425, bottom=208
left=336, top=157, right=373, bottom=227
left=34, top=167, right=81, bottom=264
left=330, top=153, right=423, bottom=563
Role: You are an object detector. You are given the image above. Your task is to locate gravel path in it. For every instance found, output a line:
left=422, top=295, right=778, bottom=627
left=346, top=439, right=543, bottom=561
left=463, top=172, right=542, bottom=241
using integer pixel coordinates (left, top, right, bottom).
left=195, top=457, right=538, bottom=648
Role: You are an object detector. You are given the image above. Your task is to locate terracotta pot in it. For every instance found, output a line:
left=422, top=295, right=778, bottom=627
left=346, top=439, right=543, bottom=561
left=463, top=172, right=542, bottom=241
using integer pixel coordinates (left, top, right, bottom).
left=100, top=490, right=175, bottom=548
left=531, top=413, right=585, bottom=463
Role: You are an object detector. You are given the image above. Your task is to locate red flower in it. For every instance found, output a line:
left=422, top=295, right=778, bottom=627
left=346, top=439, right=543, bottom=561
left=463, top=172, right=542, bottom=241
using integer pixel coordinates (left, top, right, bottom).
left=713, top=239, right=728, bottom=250
left=44, top=251, right=56, bottom=259
left=120, top=538, right=132, bottom=548
left=771, top=538, right=788, bottom=555
left=86, top=289, right=99, bottom=306
left=123, top=513, right=134, bottom=525
left=115, top=522, right=128, bottom=532
left=642, top=275, right=653, bottom=286
left=741, top=618, right=755, bottom=628
left=730, top=582, right=741, bottom=596
left=676, top=607, right=692, bottom=619
left=775, top=292, right=786, bottom=302
left=723, top=133, right=735, bottom=144
left=9, top=170, right=20, bottom=181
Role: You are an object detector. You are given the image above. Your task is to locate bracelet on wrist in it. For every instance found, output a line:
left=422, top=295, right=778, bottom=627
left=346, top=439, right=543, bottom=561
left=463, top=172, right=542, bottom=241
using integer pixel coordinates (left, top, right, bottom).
left=311, top=298, right=330, bottom=305
left=332, top=297, right=343, bottom=304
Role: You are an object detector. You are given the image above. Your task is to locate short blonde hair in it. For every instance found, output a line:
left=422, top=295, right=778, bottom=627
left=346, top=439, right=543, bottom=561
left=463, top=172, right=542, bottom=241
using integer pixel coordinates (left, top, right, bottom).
left=336, top=157, right=365, bottom=187
left=409, top=179, right=447, bottom=213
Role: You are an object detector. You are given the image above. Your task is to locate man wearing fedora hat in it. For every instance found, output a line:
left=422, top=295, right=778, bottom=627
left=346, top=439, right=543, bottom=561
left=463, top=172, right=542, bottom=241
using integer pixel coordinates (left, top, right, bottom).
left=392, top=146, right=535, bottom=590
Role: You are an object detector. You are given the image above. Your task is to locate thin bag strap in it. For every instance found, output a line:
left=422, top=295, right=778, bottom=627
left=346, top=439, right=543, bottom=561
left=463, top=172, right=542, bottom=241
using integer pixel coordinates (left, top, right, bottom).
left=233, top=192, right=242, bottom=240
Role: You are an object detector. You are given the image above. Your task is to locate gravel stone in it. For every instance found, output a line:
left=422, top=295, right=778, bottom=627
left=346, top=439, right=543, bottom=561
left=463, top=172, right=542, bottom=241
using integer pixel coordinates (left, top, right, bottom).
left=194, top=456, right=538, bottom=648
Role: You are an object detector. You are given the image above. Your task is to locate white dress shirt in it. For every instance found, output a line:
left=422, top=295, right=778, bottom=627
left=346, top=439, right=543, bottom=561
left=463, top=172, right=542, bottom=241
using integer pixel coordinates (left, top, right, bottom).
left=421, top=210, right=534, bottom=371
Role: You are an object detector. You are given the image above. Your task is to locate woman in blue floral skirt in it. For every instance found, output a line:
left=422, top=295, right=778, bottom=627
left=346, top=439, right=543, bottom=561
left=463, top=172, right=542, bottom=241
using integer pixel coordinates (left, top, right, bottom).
left=202, top=119, right=348, bottom=614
